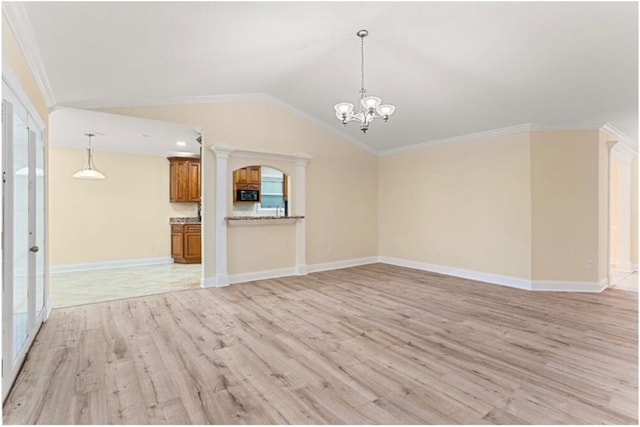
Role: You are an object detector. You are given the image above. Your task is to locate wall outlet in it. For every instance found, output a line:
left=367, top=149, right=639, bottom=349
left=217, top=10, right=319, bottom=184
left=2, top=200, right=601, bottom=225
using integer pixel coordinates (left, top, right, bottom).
left=435, top=248, right=441, bottom=256
left=328, top=245, right=333, bottom=253
left=586, top=259, right=593, bottom=269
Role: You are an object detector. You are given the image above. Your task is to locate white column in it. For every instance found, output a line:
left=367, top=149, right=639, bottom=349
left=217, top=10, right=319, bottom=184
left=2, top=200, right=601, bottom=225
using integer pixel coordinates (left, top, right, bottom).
left=295, top=157, right=309, bottom=275
left=612, top=144, right=637, bottom=273
left=212, top=146, right=233, bottom=287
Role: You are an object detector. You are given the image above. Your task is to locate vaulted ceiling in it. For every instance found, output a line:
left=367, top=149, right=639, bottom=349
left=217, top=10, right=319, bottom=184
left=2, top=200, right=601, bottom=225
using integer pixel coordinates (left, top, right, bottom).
left=12, top=1, right=639, bottom=152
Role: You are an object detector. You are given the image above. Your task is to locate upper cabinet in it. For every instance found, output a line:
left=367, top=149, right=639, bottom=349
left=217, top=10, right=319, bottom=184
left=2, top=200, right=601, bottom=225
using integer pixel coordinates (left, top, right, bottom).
left=234, top=166, right=261, bottom=189
left=168, top=157, right=200, bottom=203
left=233, top=166, right=261, bottom=201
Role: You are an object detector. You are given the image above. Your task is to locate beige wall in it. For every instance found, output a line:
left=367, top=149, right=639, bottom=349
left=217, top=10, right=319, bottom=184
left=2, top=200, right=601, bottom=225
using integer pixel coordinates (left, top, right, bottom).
left=2, top=15, right=48, bottom=125
left=379, top=133, right=532, bottom=279
left=102, top=101, right=379, bottom=277
left=530, top=130, right=601, bottom=282
left=49, top=147, right=196, bottom=266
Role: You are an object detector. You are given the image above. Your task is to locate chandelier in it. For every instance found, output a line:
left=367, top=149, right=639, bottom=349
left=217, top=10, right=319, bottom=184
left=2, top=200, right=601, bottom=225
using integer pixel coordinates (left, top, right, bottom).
left=334, top=29, right=396, bottom=133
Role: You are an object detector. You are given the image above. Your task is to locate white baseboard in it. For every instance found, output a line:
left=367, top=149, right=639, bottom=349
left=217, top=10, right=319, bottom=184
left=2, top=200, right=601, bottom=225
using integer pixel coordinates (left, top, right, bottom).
left=378, top=256, right=606, bottom=293
left=378, top=256, right=532, bottom=290
left=230, top=267, right=297, bottom=285
left=307, top=257, right=379, bottom=273
left=201, top=275, right=227, bottom=288
left=614, top=260, right=635, bottom=273
left=200, top=256, right=606, bottom=293
left=50, top=257, right=173, bottom=274
left=530, top=278, right=608, bottom=293
left=201, top=257, right=379, bottom=288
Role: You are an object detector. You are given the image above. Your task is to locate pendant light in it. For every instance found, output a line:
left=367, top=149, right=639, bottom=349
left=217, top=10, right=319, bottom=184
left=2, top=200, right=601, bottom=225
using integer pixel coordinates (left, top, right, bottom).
left=73, top=133, right=106, bottom=180
left=334, top=29, right=396, bottom=133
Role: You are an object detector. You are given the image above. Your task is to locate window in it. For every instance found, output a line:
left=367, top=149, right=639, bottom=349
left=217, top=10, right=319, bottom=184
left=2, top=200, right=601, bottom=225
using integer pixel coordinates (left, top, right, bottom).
left=259, top=167, right=284, bottom=214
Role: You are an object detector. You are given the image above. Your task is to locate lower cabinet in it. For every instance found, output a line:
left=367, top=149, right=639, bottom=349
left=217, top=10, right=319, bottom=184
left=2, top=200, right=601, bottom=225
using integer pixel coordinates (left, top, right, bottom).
left=171, top=224, right=201, bottom=264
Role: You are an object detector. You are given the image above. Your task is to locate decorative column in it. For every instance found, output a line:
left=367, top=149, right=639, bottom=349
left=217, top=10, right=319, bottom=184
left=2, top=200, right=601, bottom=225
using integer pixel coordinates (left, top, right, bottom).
left=295, top=156, right=310, bottom=276
left=612, top=144, right=637, bottom=273
left=212, top=145, right=233, bottom=287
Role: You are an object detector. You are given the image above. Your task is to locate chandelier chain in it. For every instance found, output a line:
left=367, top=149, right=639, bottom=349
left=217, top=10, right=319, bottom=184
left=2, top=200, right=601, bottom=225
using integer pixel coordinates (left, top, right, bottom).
left=360, top=34, right=365, bottom=97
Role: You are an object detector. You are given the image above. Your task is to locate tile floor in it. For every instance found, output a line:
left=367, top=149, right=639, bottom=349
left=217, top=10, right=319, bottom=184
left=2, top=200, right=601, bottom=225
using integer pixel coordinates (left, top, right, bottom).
left=50, top=263, right=202, bottom=308
left=610, top=270, right=638, bottom=292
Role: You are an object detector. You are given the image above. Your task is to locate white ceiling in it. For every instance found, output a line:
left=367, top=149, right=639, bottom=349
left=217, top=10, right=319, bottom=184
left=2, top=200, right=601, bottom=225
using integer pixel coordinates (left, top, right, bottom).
left=18, top=1, right=639, bottom=153
left=50, top=108, right=201, bottom=157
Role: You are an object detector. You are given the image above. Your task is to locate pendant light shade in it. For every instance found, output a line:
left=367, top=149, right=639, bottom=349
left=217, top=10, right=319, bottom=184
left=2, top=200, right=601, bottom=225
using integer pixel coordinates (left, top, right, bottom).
left=73, top=133, right=106, bottom=180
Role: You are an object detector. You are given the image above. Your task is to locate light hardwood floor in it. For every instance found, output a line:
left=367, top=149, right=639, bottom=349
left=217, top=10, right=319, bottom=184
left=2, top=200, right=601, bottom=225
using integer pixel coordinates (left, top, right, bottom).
left=3, top=264, right=638, bottom=424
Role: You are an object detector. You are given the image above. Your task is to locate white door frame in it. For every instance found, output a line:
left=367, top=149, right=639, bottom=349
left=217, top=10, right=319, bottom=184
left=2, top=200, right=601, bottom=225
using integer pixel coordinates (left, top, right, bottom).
left=2, top=63, right=50, bottom=401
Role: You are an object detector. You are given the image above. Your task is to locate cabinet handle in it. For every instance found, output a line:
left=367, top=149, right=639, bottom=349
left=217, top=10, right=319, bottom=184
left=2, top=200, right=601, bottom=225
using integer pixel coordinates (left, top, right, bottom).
left=29, top=246, right=39, bottom=253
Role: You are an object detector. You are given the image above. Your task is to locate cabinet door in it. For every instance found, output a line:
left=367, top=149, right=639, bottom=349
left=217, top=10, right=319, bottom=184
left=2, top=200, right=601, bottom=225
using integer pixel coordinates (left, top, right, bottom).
left=169, top=161, right=178, bottom=202
left=171, top=230, right=183, bottom=258
left=188, top=160, right=200, bottom=202
left=184, top=232, right=201, bottom=259
left=248, top=166, right=261, bottom=185
left=235, top=168, right=248, bottom=185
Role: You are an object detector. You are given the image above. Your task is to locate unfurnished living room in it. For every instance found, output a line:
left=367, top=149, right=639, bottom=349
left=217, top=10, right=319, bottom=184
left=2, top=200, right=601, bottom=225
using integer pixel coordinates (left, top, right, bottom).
left=1, top=1, right=638, bottom=425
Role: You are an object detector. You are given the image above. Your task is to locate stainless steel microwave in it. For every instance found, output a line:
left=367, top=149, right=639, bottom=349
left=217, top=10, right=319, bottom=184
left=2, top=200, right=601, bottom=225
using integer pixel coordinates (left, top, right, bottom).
left=236, top=189, right=259, bottom=201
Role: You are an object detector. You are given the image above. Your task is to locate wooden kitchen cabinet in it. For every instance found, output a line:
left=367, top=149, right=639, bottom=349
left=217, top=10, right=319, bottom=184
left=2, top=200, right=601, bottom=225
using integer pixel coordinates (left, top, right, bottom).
left=171, top=224, right=201, bottom=263
left=233, top=166, right=261, bottom=201
left=168, top=157, right=200, bottom=203
left=234, top=166, right=261, bottom=187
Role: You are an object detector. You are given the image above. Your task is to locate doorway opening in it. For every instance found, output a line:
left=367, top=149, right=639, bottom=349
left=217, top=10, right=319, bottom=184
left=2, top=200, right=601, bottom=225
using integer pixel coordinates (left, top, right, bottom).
left=48, top=108, right=204, bottom=307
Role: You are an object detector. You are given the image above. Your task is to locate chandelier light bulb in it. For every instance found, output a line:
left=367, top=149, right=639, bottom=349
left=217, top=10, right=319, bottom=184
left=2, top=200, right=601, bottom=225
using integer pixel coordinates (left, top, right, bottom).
left=333, top=29, right=395, bottom=133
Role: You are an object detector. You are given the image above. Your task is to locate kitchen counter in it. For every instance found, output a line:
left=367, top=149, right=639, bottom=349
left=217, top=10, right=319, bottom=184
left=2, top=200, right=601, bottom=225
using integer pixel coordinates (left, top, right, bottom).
left=225, top=215, right=304, bottom=225
left=225, top=215, right=305, bottom=221
left=169, top=217, right=201, bottom=224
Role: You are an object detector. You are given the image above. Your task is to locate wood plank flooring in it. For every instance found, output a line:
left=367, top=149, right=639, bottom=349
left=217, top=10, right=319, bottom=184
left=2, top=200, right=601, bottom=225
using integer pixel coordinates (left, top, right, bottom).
left=3, top=263, right=638, bottom=424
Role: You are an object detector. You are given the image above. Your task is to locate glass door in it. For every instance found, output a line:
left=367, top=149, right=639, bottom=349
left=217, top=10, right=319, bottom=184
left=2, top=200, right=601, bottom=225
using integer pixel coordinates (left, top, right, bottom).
left=10, top=99, right=30, bottom=362
left=2, top=78, right=48, bottom=400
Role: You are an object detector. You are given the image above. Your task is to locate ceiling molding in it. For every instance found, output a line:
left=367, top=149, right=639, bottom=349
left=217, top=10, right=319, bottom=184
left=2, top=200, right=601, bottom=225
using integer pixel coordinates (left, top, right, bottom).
left=600, top=122, right=638, bottom=154
left=259, top=94, right=376, bottom=155
left=378, top=124, right=536, bottom=156
left=378, top=120, right=621, bottom=157
left=531, top=121, right=606, bottom=132
left=58, top=93, right=377, bottom=155
left=2, top=2, right=56, bottom=107
left=57, top=93, right=272, bottom=110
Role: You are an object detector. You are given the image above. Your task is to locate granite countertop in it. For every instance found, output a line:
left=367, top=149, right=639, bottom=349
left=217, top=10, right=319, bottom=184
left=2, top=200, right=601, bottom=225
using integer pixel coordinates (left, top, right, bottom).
left=170, top=217, right=201, bottom=224
left=225, top=215, right=305, bottom=221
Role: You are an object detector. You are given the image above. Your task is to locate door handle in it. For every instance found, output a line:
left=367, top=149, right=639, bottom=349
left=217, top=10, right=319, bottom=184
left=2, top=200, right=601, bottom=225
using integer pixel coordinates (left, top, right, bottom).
left=29, top=246, right=39, bottom=253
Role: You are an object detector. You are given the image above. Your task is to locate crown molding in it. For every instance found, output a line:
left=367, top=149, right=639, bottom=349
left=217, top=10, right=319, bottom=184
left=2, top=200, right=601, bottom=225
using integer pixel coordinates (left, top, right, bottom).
left=378, top=120, right=631, bottom=157
left=258, top=94, right=377, bottom=155
left=58, top=93, right=272, bottom=110
left=58, top=93, right=377, bottom=155
left=2, top=2, right=56, bottom=107
left=378, top=123, right=536, bottom=156
left=600, top=122, right=638, bottom=155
